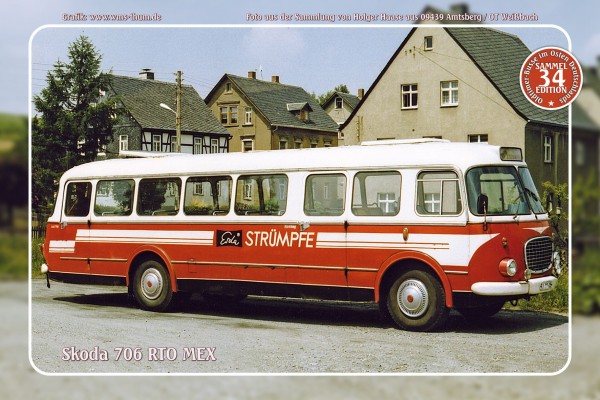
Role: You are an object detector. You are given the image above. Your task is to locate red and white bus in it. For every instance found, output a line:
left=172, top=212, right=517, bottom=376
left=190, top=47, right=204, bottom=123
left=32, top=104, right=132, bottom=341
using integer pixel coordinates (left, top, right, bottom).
left=40, top=139, right=561, bottom=331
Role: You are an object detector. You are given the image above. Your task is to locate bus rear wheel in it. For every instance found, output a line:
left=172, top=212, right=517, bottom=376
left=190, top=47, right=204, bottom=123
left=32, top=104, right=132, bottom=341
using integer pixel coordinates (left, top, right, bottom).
left=133, top=259, right=173, bottom=312
left=386, top=269, right=449, bottom=332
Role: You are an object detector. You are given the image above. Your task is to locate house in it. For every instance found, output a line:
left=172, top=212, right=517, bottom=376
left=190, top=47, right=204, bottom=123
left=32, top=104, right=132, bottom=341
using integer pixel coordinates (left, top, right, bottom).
left=340, top=26, right=568, bottom=189
left=322, top=90, right=363, bottom=126
left=106, top=70, right=230, bottom=158
left=204, top=72, right=339, bottom=152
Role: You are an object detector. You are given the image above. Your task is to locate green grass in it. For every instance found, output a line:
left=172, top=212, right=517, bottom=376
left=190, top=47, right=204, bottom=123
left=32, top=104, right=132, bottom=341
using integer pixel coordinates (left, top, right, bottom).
left=512, top=272, right=569, bottom=313
left=0, top=233, right=30, bottom=280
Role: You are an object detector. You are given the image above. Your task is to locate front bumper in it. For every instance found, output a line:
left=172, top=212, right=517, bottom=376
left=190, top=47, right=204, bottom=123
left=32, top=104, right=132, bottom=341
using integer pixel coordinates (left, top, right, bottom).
left=471, top=276, right=557, bottom=296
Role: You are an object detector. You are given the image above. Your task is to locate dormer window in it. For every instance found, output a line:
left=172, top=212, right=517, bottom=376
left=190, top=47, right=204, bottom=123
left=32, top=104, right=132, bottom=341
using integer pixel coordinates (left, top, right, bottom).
left=287, top=102, right=313, bottom=122
left=335, top=97, right=343, bottom=109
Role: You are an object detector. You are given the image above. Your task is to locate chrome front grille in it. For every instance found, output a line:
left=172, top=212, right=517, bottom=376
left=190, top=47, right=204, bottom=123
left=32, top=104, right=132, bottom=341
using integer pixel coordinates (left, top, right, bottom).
left=525, top=236, right=553, bottom=273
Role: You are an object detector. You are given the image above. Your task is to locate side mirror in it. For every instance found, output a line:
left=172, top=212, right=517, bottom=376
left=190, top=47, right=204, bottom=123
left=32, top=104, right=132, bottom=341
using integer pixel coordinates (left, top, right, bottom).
left=477, top=194, right=488, bottom=215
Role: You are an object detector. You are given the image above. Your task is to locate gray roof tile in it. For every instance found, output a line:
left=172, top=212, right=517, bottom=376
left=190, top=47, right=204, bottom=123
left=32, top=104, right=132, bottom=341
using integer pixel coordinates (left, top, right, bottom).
left=446, top=28, right=567, bottom=126
left=226, top=74, right=339, bottom=132
left=110, top=75, right=228, bottom=135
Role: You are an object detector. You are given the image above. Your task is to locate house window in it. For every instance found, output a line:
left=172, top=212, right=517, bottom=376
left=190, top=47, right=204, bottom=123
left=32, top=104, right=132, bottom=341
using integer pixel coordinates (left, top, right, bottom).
left=335, top=97, right=343, bottom=109
left=119, top=135, right=128, bottom=152
left=279, top=138, right=288, bottom=150
left=170, top=136, right=177, bottom=152
left=242, top=139, right=254, bottom=152
left=401, top=84, right=418, bottom=109
left=424, top=36, right=433, bottom=51
left=244, top=107, right=253, bottom=125
left=152, top=134, right=161, bottom=152
left=225, top=82, right=232, bottom=93
left=544, top=135, right=553, bottom=163
left=299, top=110, right=309, bottom=121
left=193, top=182, right=204, bottom=196
left=324, top=140, right=332, bottom=148
left=311, top=139, right=318, bottom=148
left=294, top=138, right=303, bottom=149
left=468, top=134, right=488, bottom=143
left=220, top=107, right=228, bottom=124
left=230, top=106, right=238, bottom=124
left=194, top=137, right=202, bottom=154
left=441, top=81, right=459, bottom=107
left=219, top=105, right=239, bottom=125
left=243, top=181, right=253, bottom=200
left=211, top=138, right=219, bottom=154
left=423, top=135, right=443, bottom=139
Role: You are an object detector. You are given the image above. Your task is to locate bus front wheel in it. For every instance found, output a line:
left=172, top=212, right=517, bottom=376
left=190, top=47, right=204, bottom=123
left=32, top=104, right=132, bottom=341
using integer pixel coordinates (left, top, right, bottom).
left=133, top=259, right=173, bottom=312
left=386, top=269, right=449, bottom=332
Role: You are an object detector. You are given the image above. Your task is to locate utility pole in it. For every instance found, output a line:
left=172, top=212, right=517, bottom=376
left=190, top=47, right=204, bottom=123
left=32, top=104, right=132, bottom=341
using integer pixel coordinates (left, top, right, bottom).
left=175, top=70, right=182, bottom=152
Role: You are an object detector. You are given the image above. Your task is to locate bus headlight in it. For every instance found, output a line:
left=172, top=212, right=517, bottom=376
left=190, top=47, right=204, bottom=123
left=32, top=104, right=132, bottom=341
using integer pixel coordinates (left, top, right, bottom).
left=499, top=258, right=517, bottom=277
left=552, top=251, right=562, bottom=276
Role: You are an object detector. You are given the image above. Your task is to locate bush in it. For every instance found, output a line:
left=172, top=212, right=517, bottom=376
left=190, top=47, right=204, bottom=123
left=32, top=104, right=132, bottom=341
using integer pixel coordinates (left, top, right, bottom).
left=0, top=233, right=29, bottom=279
left=572, top=249, right=600, bottom=314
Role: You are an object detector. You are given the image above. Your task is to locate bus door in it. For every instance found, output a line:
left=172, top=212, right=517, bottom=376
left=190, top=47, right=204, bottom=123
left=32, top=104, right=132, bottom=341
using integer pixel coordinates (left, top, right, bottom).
left=52, top=181, right=93, bottom=275
left=346, top=171, right=403, bottom=297
left=289, top=173, right=349, bottom=296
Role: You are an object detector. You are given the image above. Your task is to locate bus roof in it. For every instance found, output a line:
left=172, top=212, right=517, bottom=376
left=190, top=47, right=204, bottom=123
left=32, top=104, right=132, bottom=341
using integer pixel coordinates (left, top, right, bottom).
left=60, top=140, right=524, bottom=181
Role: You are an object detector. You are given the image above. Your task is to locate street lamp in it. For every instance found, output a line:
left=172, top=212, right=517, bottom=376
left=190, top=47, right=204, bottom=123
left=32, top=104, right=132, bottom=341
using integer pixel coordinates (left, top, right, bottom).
left=159, top=102, right=181, bottom=153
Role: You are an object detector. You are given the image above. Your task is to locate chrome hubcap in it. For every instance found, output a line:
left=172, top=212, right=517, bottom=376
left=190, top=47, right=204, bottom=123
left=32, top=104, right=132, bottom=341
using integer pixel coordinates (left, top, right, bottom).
left=140, top=268, right=163, bottom=300
left=397, top=279, right=429, bottom=317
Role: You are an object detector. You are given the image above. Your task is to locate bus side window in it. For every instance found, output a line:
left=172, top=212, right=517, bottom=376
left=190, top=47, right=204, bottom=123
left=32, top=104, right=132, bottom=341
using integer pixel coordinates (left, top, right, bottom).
left=235, top=174, right=288, bottom=216
left=137, top=178, right=182, bottom=216
left=416, top=171, right=462, bottom=215
left=184, top=176, right=232, bottom=216
left=304, top=174, right=346, bottom=216
left=64, top=182, right=92, bottom=217
left=352, top=171, right=401, bottom=216
left=94, top=179, right=134, bottom=216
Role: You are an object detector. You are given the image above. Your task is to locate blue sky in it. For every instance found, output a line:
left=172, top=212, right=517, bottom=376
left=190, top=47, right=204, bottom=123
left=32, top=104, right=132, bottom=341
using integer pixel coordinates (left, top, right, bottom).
left=1, top=0, right=598, bottom=115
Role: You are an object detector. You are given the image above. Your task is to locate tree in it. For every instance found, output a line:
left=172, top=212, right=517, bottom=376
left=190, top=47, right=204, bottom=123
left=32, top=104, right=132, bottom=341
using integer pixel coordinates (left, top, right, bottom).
left=312, top=84, right=350, bottom=107
left=32, top=35, right=118, bottom=213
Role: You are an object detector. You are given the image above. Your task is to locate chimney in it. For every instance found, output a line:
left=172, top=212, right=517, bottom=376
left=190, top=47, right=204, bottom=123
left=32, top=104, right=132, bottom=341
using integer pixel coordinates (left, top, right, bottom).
left=450, top=3, right=469, bottom=14
left=248, top=71, right=256, bottom=79
left=139, top=68, right=154, bottom=80
left=271, top=75, right=280, bottom=84
left=357, top=88, right=365, bottom=99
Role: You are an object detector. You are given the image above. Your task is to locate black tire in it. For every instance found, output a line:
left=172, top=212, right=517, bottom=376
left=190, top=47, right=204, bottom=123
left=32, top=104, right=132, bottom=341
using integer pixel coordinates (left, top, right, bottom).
left=133, top=259, right=173, bottom=312
left=386, top=269, right=449, bottom=332
left=457, top=301, right=505, bottom=320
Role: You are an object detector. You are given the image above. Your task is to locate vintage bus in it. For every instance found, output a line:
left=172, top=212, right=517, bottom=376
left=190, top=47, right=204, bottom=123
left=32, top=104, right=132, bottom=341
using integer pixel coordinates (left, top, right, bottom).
left=40, top=139, right=561, bottom=331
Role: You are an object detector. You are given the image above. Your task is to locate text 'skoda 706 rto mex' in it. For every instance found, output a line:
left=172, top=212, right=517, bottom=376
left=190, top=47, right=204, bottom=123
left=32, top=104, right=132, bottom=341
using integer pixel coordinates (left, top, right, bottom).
left=39, top=139, right=562, bottom=331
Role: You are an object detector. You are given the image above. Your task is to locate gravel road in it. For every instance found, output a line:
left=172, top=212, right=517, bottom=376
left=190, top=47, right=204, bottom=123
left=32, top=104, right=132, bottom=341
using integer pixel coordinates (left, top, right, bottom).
left=2, top=281, right=599, bottom=399
left=30, top=279, right=568, bottom=374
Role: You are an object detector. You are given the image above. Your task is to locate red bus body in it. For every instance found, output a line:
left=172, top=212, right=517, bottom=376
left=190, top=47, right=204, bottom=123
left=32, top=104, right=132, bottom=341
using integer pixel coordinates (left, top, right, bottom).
left=41, top=140, right=561, bottom=331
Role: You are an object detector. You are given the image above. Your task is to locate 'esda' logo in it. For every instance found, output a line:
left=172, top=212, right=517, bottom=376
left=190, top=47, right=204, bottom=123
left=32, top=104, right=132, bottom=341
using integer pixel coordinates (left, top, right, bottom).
left=216, top=230, right=242, bottom=247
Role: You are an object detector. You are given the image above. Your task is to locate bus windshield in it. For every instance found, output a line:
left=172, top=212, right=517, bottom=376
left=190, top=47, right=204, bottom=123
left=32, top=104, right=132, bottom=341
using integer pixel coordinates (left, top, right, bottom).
left=518, top=167, right=545, bottom=214
left=466, top=166, right=531, bottom=216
